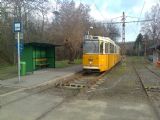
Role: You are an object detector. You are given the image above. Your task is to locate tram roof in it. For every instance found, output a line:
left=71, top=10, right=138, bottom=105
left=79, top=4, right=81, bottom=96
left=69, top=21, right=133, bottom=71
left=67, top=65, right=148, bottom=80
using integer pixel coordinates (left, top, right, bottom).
left=84, top=35, right=119, bottom=46
left=95, top=36, right=117, bottom=45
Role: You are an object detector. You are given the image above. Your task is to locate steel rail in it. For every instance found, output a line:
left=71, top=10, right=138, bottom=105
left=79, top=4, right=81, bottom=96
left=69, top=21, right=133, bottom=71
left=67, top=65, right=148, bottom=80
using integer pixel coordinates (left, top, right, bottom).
left=132, top=64, right=160, bottom=120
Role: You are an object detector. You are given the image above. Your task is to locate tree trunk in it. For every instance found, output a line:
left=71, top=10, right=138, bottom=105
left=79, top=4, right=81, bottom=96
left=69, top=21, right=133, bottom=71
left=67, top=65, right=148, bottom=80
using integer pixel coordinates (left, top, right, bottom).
left=64, top=39, right=75, bottom=64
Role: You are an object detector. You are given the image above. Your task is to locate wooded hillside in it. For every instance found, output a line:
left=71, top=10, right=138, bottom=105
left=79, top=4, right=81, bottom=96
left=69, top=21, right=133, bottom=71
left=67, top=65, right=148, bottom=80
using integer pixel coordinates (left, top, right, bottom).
left=0, top=0, right=120, bottom=63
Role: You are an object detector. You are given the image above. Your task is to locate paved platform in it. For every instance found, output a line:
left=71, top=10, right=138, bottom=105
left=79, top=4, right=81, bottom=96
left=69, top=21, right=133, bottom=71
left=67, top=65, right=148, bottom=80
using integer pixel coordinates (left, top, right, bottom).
left=0, top=65, right=82, bottom=89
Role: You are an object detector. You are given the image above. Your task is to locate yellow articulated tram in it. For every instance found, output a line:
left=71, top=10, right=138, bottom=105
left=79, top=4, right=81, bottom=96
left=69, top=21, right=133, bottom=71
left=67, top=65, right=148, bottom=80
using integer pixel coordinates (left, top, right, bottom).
left=83, top=35, right=121, bottom=72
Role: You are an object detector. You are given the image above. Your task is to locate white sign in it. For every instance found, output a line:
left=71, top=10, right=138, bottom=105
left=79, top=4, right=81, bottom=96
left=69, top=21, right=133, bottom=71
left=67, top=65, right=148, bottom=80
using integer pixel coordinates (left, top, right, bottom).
left=14, top=22, right=22, bottom=32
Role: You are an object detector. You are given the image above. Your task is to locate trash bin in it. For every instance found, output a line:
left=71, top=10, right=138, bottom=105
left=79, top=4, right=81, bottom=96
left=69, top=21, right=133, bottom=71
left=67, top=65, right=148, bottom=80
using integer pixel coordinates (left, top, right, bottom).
left=20, top=61, right=26, bottom=76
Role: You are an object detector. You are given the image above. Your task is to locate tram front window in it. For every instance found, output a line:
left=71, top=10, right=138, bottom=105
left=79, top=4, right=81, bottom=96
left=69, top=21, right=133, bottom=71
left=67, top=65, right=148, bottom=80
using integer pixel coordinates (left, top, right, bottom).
left=83, top=40, right=99, bottom=53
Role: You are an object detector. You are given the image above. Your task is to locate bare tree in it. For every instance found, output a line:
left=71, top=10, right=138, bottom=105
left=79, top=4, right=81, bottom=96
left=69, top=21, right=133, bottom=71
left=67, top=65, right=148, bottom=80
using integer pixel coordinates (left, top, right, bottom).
left=0, top=0, right=50, bottom=63
left=141, top=3, right=160, bottom=45
left=48, top=0, right=90, bottom=63
left=36, top=0, right=50, bottom=40
left=90, top=21, right=120, bottom=41
left=0, top=0, right=120, bottom=63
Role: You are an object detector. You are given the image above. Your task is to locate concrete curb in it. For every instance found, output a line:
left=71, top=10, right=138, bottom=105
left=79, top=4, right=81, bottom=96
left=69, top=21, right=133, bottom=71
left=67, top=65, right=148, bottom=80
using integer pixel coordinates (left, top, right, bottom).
left=27, top=72, right=77, bottom=90
left=0, top=72, right=78, bottom=98
left=0, top=72, right=80, bottom=107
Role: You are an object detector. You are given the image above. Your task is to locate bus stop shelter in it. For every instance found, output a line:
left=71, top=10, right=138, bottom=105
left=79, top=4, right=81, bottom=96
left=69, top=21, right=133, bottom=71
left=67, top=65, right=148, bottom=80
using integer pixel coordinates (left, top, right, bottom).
left=21, top=42, right=59, bottom=74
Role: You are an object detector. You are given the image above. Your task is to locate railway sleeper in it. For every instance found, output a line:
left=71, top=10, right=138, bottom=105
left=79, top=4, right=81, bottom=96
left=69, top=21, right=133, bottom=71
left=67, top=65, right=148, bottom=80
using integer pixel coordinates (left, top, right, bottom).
left=145, top=86, right=160, bottom=92
left=73, top=81, right=88, bottom=84
left=61, top=83, right=86, bottom=89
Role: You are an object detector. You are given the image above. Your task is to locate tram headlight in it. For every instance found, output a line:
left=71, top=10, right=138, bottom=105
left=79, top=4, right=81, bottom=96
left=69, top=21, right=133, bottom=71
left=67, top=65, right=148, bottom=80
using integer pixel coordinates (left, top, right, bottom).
left=88, top=59, right=93, bottom=65
left=89, top=61, right=92, bottom=65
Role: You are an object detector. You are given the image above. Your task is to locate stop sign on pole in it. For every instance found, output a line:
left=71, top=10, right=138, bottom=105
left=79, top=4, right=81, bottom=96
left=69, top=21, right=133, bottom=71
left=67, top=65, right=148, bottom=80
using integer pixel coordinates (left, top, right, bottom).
left=13, top=21, right=22, bottom=83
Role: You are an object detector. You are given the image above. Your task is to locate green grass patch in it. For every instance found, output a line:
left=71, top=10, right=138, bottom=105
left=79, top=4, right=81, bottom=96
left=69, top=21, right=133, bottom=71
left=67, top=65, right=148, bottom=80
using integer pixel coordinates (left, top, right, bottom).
left=55, top=59, right=82, bottom=68
left=105, top=63, right=127, bottom=78
left=0, top=59, right=82, bottom=79
left=0, top=56, right=18, bottom=80
left=0, top=58, right=10, bottom=67
left=126, top=56, right=144, bottom=63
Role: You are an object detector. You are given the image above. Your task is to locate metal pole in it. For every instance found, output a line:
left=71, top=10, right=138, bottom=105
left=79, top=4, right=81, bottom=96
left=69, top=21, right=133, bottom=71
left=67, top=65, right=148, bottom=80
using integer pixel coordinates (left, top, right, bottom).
left=138, top=42, right=139, bottom=56
left=144, top=38, right=147, bottom=57
left=122, top=12, right=126, bottom=61
left=17, top=32, right=21, bottom=82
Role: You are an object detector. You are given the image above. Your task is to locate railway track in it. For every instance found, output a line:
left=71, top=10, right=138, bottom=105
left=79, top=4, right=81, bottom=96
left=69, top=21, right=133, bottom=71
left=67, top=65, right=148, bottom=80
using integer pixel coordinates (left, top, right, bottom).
left=0, top=83, right=58, bottom=107
left=34, top=87, right=79, bottom=120
left=0, top=72, right=83, bottom=107
left=144, top=65, right=160, bottom=92
left=55, top=71, right=106, bottom=92
left=0, top=81, right=80, bottom=120
left=133, top=64, right=160, bottom=120
left=1, top=71, right=107, bottom=120
left=34, top=71, right=108, bottom=120
left=144, top=65, right=160, bottom=77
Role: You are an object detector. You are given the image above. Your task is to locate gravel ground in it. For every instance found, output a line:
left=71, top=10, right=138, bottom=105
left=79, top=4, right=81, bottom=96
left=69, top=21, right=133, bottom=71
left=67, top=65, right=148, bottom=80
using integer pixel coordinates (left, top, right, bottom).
left=133, top=58, right=160, bottom=118
left=39, top=57, right=158, bottom=120
left=0, top=57, right=159, bottom=120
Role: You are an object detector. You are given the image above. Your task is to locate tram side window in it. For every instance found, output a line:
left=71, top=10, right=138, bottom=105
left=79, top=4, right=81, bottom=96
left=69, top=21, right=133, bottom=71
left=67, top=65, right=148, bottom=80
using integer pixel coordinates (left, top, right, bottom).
left=110, top=44, right=114, bottom=53
left=105, top=43, right=109, bottom=53
left=117, top=48, right=119, bottom=54
left=100, top=42, right=103, bottom=53
left=115, top=47, right=117, bottom=53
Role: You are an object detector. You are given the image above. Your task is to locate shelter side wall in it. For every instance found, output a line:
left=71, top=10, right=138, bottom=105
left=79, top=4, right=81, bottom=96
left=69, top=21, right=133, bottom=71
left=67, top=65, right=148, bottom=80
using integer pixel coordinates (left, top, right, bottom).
left=21, top=45, right=33, bottom=73
left=46, top=47, right=55, bottom=68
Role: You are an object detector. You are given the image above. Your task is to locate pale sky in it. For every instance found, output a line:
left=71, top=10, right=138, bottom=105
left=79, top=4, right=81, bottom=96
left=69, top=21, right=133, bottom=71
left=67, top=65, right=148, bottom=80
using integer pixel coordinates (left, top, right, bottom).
left=49, top=0, right=159, bottom=42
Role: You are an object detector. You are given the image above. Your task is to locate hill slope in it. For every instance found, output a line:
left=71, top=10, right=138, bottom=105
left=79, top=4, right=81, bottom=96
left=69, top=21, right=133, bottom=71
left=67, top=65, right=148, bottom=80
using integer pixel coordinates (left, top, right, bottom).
left=0, top=52, right=10, bottom=67
left=0, top=52, right=17, bottom=80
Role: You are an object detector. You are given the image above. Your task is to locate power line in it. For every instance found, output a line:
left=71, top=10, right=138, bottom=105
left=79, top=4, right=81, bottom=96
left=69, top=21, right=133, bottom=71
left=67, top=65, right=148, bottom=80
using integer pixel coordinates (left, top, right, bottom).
left=137, top=1, right=145, bottom=25
left=102, top=11, right=153, bottom=58
left=103, top=19, right=153, bottom=24
left=93, top=3, right=106, bottom=20
left=155, top=1, right=160, bottom=20
left=83, top=0, right=124, bottom=22
left=109, top=16, right=122, bottom=20
left=126, top=16, right=139, bottom=19
left=83, top=0, right=106, bottom=20
left=122, top=12, right=125, bottom=56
